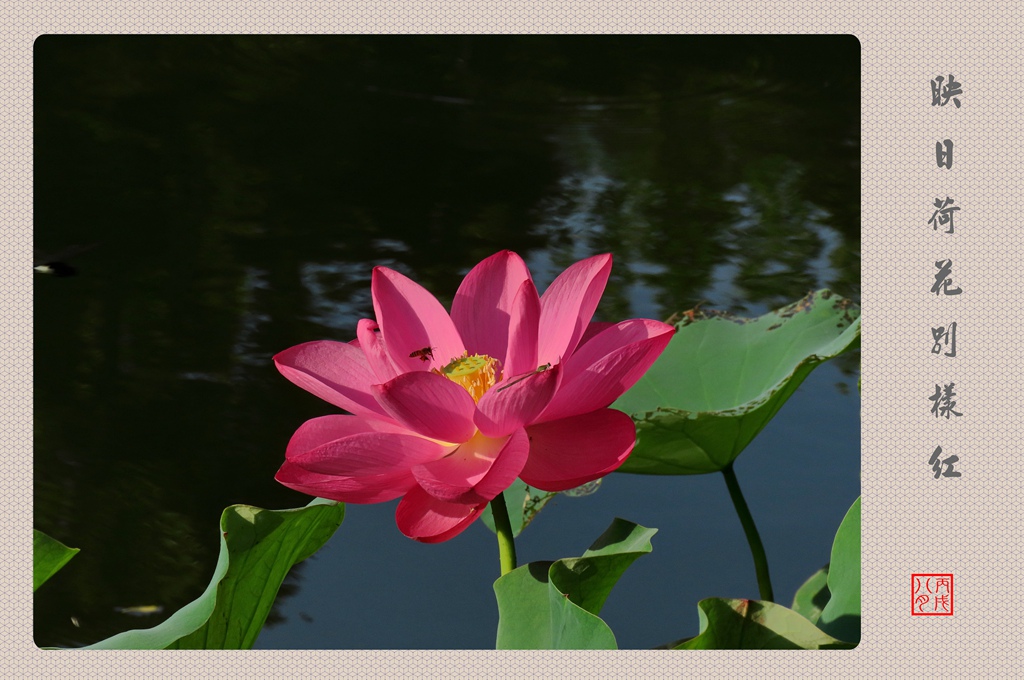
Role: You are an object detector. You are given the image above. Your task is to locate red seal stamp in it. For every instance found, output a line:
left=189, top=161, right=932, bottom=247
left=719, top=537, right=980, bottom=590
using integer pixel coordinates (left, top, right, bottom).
left=912, top=573, right=954, bottom=615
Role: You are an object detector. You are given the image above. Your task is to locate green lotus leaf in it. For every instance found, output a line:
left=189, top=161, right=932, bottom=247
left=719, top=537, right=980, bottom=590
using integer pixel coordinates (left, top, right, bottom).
left=79, top=498, right=344, bottom=650
left=816, top=496, right=860, bottom=643
left=791, top=565, right=830, bottom=624
left=614, top=290, right=860, bottom=475
left=673, top=597, right=855, bottom=649
left=33, top=529, right=79, bottom=592
left=493, top=518, right=656, bottom=649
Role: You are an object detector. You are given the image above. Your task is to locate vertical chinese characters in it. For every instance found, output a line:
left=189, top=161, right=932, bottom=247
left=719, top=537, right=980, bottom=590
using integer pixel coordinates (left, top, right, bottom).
left=926, top=74, right=964, bottom=483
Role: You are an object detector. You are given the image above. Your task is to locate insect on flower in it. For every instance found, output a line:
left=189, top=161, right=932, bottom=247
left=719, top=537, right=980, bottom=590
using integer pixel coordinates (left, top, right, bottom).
left=560, top=478, right=603, bottom=497
left=495, top=363, right=552, bottom=392
left=408, top=347, right=435, bottom=362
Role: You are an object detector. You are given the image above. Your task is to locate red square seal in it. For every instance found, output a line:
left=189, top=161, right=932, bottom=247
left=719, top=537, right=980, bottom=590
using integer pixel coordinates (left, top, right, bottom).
left=912, top=573, right=954, bottom=615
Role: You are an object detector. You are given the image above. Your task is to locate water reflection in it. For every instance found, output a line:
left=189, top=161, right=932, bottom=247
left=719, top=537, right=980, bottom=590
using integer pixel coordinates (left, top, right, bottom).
left=34, top=35, right=859, bottom=648
left=713, top=157, right=845, bottom=312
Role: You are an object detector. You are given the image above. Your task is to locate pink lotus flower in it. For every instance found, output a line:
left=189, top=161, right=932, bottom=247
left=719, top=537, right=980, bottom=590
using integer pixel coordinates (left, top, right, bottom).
left=274, top=251, right=674, bottom=542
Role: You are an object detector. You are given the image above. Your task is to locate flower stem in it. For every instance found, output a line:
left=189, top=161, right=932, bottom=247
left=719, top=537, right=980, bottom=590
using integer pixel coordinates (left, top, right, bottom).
left=721, top=462, right=774, bottom=602
left=489, top=492, right=518, bottom=576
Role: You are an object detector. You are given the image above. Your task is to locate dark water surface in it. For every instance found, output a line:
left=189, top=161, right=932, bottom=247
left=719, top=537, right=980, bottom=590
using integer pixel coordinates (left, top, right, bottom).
left=34, top=35, right=860, bottom=649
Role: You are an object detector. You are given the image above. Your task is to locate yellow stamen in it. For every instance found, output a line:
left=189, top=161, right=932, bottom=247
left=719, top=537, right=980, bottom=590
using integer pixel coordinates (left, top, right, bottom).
left=435, top=353, right=499, bottom=403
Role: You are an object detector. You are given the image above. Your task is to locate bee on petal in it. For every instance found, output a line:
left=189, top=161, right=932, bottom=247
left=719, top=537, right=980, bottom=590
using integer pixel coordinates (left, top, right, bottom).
left=408, top=347, right=435, bottom=362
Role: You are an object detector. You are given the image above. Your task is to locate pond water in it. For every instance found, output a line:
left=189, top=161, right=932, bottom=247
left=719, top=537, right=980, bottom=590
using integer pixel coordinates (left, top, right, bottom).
left=33, top=35, right=860, bottom=649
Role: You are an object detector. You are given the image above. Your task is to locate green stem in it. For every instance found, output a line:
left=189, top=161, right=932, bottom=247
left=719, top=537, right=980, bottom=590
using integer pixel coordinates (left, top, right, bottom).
left=721, top=462, right=774, bottom=602
left=489, top=492, right=517, bottom=576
